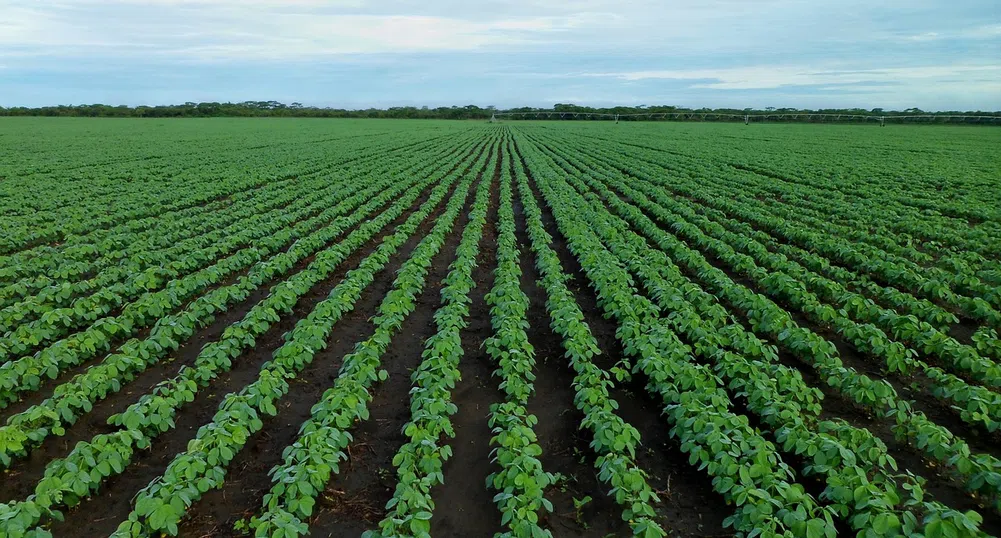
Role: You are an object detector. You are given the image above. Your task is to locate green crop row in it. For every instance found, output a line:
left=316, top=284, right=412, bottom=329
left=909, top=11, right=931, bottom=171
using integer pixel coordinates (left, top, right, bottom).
left=239, top=142, right=494, bottom=538
left=364, top=142, right=493, bottom=538
left=107, top=155, right=483, bottom=538
left=0, top=137, right=488, bottom=538
left=511, top=140, right=667, bottom=537
left=524, top=134, right=987, bottom=537
left=482, top=143, right=557, bottom=538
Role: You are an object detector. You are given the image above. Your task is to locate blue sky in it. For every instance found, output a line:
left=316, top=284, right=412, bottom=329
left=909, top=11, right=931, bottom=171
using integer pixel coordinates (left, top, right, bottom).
left=1, top=0, right=999, bottom=110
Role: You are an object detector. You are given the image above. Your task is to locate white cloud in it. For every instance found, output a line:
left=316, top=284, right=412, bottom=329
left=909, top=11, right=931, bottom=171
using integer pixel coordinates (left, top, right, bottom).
left=1, top=0, right=996, bottom=62
left=966, top=24, right=1001, bottom=38
left=0, top=0, right=998, bottom=108
left=899, top=24, right=1001, bottom=42
left=579, top=64, right=1001, bottom=91
left=163, top=15, right=548, bottom=57
left=0, top=3, right=612, bottom=59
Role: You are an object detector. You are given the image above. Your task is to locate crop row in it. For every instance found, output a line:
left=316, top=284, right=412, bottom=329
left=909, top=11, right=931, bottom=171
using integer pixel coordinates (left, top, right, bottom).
left=524, top=134, right=987, bottom=536
left=530, top=130, right=1001, bottom=518
left=515, top=129, right=997, bottom=535
left=109, top=137, right=493, bottom=537
left=0, top=134, right=482, bottom=469
left=0, top=136, right=490, bottom=536
left=0, top=130, right=458, bottom=330
left=511, top=140, right=667, bottom=537
left=363, top=140, right=495, bottom=538
left=514, top=133, right=839, bottom=537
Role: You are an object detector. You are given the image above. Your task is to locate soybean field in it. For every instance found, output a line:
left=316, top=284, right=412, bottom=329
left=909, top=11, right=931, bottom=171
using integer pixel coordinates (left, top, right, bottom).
left=1, top=117, right=1001, bottom=538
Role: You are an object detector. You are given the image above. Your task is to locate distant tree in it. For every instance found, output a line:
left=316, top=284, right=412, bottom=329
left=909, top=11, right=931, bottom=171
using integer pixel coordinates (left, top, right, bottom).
left=0, top=101, right=997, bottom=123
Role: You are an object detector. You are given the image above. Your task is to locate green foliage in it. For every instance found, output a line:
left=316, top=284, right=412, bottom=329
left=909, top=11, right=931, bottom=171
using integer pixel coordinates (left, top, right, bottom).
left=3, top=102, right=999, bottom=124
left=478, top=148, right=557, bottom=538
left=2, top=120, right=999, bottom=538
left=247, top=143, right=496, bottom=538
left=0, top=128, right=493, bottom=535
left=366, top=139, right=494, bottom=538
left=512, top=124, right=995, bottom=536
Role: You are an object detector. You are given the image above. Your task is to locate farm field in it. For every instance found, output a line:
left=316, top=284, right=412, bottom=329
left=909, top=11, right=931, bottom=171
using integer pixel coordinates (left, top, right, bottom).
left=1, top=117, right=1001, bottom=538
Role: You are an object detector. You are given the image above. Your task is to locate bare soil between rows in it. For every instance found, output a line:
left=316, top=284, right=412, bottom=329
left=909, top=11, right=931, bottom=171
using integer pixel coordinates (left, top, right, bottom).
left=14, top=126, right=994, bottom=538
left=24, top=142, right=488, bottom=538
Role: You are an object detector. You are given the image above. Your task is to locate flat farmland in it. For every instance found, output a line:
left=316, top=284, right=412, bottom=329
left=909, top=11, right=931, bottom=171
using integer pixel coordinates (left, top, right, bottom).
left=1, top=118, right=1001, bottom=538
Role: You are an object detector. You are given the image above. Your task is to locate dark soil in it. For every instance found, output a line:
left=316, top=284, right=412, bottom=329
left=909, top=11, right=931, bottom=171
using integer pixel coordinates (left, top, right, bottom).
left=580, top=151, right=1001, bottom=535
left=306, top=144, right=500, bottom=537
left=948, top=319, right=980, bottom=347
left=513, top=139, right=732, bottom=537
left=1, top=142, right=478, bottom=420
left=0, top=254, right=257, bottom=426
left=14, top=128, right=997, bottom=538
left=1, top=166, right=461, bottom=503
left=425, top=144, right=505, bottom=538
left=515, top=181, right=632, bottom=537
left=176, top=179, right=478, bottom=537
left=811, top=377, right=1001, bottom=535
left=39, top=147, right=479, bottom=538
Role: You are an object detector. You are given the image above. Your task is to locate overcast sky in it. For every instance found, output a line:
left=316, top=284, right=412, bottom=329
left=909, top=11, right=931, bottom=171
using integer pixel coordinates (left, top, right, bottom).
left=1, top=0, right=999, bottom=110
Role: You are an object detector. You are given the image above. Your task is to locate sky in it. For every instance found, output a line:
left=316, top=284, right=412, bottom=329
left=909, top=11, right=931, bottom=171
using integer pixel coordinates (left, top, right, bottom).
left=1, top=0, right=999, bottom=110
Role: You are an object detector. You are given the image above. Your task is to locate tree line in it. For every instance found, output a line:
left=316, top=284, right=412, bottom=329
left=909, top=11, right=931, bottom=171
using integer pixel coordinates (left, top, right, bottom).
left=0, top=102, right=497, bottom=119
left=1, top=101, right=998, bottom=123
